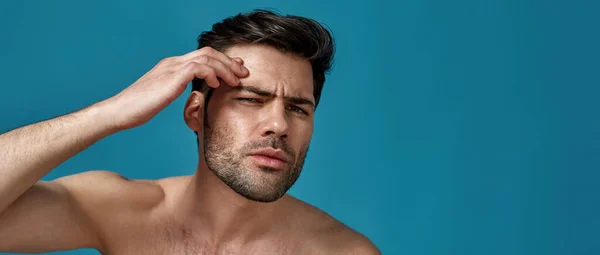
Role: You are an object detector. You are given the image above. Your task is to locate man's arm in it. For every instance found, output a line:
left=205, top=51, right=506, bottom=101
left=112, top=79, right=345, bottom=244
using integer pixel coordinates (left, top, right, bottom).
left=0, top=174, right=103, bottom=253
left=0, top=104, right=116, bottom=253
left=0, top=46, right=248, bottom=253
left=0, top=104, right=114, bottom=217
left=0, top=169, right=158, bottom=253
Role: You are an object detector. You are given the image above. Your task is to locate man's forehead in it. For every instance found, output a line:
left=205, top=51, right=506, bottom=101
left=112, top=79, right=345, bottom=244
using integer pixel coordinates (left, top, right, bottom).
left=224, top=45, right=314, bottom=96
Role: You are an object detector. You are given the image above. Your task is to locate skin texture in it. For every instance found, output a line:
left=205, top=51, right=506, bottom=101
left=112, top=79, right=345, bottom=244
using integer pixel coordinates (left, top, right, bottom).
left=201, top=45, right=312, bottom=203
left=0, top=44, right=380, bottom=254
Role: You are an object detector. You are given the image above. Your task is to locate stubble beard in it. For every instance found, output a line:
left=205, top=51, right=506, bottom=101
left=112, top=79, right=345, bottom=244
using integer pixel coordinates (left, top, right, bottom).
left=202, top=119, right=309, bottom=203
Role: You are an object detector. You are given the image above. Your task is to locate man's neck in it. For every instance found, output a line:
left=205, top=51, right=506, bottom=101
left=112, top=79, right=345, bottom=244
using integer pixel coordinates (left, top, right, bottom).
left=172, top=161, right=283, bottom=245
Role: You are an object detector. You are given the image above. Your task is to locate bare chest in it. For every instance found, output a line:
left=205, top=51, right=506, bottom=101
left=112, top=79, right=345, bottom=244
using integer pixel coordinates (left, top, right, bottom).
left=104, top=240, right=306, bottom=255
left=101, top=225, right=314, bottom=255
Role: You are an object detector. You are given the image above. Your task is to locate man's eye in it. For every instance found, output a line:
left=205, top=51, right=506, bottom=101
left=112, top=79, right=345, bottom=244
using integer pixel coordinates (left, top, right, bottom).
left=288, top=105, right=308, bottom=115
left=237, top=98, right=261, bottom=103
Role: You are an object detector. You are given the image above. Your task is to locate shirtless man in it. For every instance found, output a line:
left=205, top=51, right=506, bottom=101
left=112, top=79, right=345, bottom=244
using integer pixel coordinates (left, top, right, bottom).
left=0, top=9, right=380, bottom=255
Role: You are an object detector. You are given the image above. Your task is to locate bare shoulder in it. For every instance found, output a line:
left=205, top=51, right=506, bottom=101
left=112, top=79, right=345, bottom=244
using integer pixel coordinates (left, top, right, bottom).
left=283, top=196, right=381, bottom=255
left=53, top=170, right=166, bottom=215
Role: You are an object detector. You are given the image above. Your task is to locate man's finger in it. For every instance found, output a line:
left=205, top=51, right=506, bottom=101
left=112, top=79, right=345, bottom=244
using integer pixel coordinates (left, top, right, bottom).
left=173, top=62, right=220, bottom=88
left=232, top=57, right=244, bottom=65
left=190, top=56, right=240, bottom=87
left=179, top=47, right=248, bottom=77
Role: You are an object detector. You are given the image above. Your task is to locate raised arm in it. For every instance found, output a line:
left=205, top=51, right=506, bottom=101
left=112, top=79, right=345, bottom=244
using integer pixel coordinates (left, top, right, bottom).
left=0, top=46, right=249, bottom=253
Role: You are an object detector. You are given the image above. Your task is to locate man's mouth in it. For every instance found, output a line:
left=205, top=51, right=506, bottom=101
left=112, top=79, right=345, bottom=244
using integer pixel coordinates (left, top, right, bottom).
left=248, top=148, right=291, bottom=169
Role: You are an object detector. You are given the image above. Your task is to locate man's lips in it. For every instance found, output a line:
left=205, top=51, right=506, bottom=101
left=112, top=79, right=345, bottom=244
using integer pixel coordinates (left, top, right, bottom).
left=248, top=148, right=291, bottom=169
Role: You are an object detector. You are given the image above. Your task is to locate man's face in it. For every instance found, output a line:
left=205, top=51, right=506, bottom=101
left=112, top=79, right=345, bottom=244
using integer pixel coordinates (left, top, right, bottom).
left=202, top=44, right=315, bottom=203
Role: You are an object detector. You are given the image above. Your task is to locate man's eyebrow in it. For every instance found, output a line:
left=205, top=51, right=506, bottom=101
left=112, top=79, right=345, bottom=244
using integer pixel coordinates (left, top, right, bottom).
left=287, top=96, right=315, bottom=110
left=235, top=85, right=272, bottom=97
left=235, top=85, right=315, bottom=109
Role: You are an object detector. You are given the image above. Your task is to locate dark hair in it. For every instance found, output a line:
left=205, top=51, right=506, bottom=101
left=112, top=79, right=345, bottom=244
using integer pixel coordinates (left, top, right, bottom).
left=191, top=9, right=335, bottom=109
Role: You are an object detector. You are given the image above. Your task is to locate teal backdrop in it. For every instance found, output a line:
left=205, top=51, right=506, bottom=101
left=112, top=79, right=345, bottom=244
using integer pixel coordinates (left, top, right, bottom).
left=1, top=0, right=599, bottom=254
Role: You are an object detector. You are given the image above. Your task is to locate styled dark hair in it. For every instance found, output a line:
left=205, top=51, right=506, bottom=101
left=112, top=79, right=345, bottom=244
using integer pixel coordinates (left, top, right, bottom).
left=191, top=9, right=335, bottom=109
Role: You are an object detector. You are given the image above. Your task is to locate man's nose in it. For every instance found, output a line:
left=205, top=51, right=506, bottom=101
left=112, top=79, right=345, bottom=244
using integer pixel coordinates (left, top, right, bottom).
left=260, top=103, right=290, bottom=140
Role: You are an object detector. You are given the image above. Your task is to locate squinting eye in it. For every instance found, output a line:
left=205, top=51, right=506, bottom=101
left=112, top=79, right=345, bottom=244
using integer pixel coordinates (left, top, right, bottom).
left=288, top=105, right=308, bottom=115
left=237, top=98, right=261, bottom=103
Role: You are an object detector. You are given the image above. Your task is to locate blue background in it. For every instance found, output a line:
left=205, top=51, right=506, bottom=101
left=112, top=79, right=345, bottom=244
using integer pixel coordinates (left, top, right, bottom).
left=1, top=0, right=599, bottom=254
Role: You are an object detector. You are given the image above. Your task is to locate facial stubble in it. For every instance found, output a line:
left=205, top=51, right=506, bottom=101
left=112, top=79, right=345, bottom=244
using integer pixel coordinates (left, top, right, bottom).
left=203, top=118, right=309, bottom=203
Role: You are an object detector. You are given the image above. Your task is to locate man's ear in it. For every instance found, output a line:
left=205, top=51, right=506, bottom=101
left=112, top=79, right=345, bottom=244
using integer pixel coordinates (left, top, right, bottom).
left=183, top=91, right=205, bottom=134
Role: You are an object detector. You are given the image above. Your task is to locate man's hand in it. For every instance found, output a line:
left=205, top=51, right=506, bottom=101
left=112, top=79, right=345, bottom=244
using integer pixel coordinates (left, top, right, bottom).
left=104, top=46, right=249, bottom=131
left=0, top=46, right=249, bottom=253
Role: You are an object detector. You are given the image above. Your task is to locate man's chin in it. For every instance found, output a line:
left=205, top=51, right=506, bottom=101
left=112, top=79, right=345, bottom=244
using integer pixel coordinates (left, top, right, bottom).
left=234, top=185, right=288, bottom=203
left=234, top=173, right=291, bottom=203
left=243, top=193, right=286, bottom=203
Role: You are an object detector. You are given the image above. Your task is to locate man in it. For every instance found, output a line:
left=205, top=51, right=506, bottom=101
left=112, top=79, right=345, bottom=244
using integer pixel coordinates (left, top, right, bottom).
left=0, top=9, right=380, bottom=254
